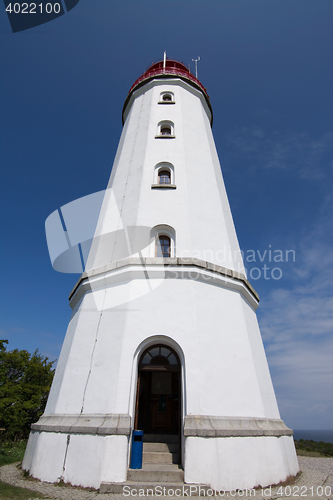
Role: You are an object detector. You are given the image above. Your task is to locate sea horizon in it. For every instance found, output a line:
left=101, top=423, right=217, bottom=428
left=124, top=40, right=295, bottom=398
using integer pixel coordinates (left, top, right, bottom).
left=293, top=429, right=333, bottom=444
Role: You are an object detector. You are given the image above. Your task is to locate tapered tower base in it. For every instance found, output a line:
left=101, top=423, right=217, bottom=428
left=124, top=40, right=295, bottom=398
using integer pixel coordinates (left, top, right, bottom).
left=23, top=431, right=298, bottom=491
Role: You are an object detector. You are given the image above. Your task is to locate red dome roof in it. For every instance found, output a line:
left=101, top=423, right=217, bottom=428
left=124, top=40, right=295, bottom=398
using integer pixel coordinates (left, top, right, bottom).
left=122, top=59, right=212, bottom=125
left=128, top=59, right=209, bottom=98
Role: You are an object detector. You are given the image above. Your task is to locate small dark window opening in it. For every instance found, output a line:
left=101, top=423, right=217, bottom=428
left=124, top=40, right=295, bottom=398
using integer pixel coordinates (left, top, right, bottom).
left=158, top=170, right=171, bottom=185
left=160, top=126, right=171, bottom=136
left=162, top=94, right=172, bottom=102
left=156, top=235, right=171, bottom=258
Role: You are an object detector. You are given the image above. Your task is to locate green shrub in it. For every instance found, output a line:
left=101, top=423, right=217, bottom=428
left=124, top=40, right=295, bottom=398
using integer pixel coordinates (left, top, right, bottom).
left=294, top=439, right=333, bottom=457
left=0, top=340, right=55, bottom=441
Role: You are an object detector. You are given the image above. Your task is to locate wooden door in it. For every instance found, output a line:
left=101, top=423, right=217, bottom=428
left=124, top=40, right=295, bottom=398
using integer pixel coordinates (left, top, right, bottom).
left=150, top=372, right=179, bottom=433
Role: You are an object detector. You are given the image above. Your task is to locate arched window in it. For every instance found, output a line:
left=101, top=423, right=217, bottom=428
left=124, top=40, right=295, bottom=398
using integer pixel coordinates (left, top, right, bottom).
left=156, top=121, right=175, bottom=138
left=156, top=235, right=171, bottom=258
left=158, top=169, right=171, bottom=185
left=150, top=225, right=175, bottom=257
left=159, top=92, right=175, bottom=104
left=152, top=163, right=176, bottom=189
left=140, top=345, right=180, bottom=367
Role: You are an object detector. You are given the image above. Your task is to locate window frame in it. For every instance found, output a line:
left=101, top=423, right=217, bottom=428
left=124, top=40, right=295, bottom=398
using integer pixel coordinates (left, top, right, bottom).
left=158, top=91, right=175, bottom=105
left=158, top=169, right=171, bottom=185
left=150, top=225, right=176, bottom=258
left=160, top=126, right=172, bottom=136
left=156, top=121, right=175, bottom=139
left=139, top=345, right=180, bottom=369
left=155, top=234, right=171, bottom=258
left=151, top=163, right=176, bottom=189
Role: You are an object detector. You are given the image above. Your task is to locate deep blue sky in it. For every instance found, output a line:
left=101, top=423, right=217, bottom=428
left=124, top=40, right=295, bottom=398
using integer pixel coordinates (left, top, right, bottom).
left=1, top=0, right=332, bottom=429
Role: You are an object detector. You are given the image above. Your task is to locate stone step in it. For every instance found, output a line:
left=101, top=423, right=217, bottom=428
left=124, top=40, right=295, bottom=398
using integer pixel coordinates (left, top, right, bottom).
left=127, top=464, right=184, bottom=483
left=143, top=451, right=179, bottom=464
left=143, top=433, right=179, bottom=444
left=143, top=442, right=179, bottom=453
left=100, top=481, right=211, bottom=495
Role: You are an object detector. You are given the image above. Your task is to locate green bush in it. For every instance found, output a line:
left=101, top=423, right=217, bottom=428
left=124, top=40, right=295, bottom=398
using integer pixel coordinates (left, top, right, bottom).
left=295, top=438, right=333, bottom=457
left=0, top=340, right=55, bottom=441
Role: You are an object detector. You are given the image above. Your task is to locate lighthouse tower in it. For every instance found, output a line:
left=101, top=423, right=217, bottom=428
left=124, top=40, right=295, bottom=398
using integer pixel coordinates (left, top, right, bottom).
left=23, top=59, right=298, bottom=491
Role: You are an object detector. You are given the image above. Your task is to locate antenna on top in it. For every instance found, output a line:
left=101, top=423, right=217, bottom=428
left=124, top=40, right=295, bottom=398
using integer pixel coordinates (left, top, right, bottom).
left=163, top=51, right=167, bottom=71
left=192, top=56, right=200, bottom=79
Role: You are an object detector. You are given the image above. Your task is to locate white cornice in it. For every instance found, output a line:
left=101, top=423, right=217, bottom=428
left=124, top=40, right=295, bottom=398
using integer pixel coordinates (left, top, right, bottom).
left=69, top=257, right=259, bottom=310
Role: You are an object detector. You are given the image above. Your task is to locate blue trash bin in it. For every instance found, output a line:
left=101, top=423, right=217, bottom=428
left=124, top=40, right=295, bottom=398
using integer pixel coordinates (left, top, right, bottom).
left=130, top=430, right=144, bottom=469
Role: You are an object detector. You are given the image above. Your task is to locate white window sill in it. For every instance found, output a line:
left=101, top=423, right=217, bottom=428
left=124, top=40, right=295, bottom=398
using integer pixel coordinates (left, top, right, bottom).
left=151, top=184, right=177, bottom=189
left=155, top=135, right=176, bottom=139
left=158, top=101, right=175, bottom=104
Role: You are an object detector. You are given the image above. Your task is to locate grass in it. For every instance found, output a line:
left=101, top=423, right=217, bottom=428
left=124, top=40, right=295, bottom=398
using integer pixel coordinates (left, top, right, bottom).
left=0, top=441, right=27, bottom=467
left=0, top=442, right=48, bottom=499
left=0, top=480, right=47, bottom=499
left=294, top=439, right=333, bottom=457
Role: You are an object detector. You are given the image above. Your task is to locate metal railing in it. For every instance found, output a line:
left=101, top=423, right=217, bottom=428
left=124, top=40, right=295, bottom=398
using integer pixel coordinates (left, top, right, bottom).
left=129, top=67, right=208, bottom=97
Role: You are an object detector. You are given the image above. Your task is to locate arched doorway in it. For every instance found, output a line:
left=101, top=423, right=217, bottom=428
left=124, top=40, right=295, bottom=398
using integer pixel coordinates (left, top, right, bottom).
left=135, top=345, right=181, bottom=435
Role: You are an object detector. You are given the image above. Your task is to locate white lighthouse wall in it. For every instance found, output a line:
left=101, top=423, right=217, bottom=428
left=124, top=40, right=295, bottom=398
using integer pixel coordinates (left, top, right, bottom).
left=22, top=431, right=68, bottom=482
left=86, top=79, right=246, bottom=275
left=22, top=430, right=128, bottom=488
left=240, top=296, right=281, bottom=418
left=185, top=435, right=299, bottom=491
left=45, top=289, right=132, bottom=415
left=43, top=275, right=278, bottom=420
